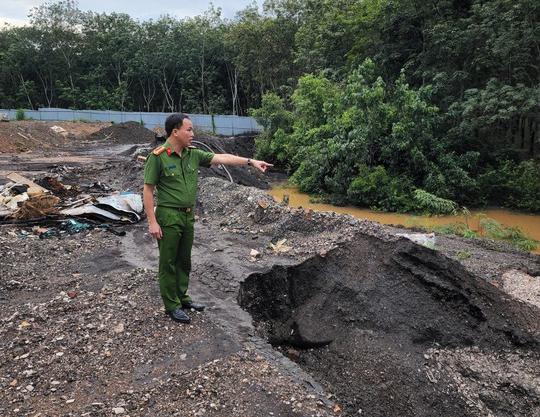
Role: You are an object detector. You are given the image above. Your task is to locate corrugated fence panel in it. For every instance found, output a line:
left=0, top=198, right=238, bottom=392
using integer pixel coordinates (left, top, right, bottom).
left=0, top=108, right=263, bottom=135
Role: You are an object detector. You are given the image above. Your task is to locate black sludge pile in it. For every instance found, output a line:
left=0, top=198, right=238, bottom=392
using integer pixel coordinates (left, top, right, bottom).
left=239, top=236, right=540, bottom=417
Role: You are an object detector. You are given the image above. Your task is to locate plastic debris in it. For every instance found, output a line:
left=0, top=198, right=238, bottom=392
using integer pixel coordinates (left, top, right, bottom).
left=50, top=125, right=68, bottom=136
left=269, top=238, right=292, bottom=253
left=396, top=232, right=436, bottom=249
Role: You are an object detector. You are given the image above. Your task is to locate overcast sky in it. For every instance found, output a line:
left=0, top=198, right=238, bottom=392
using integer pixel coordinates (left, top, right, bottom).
left=0, top=0, right=260, bottom=26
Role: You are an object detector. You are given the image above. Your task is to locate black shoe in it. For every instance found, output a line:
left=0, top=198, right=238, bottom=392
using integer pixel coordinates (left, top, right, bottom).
left=182, top=301, right=205, bottom=312
left=167, top=308, right=191, bottom=323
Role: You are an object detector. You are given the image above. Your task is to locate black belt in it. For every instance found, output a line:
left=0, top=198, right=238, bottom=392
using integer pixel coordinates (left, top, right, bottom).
left=157, top=206, right=193, bottom=213
left=176, top=207, right=193, bottom=213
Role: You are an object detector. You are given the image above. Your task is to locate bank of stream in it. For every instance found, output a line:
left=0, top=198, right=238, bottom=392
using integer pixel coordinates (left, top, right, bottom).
left=268, top=184, right=540, bottom=254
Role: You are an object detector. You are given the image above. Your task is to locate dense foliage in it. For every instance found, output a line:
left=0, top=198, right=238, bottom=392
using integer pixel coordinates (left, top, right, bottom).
left=1, top=0, right=538, bottom=212
left=0, top=1, right=298, bottom=114
left=250, top=0, right=540, bottom=213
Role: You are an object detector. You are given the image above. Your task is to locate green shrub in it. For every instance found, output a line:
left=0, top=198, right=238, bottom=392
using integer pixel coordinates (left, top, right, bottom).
left=434, top=222, right=478, bottom=238
left=479, top=160, right=540, bottom=212
left=414, top=189, right=458, bottom=215
left=347, top=165, right=413, bottom=212
left=479, top=218, right=538, bottom=251
left=15, top=109, right=25, bottom=120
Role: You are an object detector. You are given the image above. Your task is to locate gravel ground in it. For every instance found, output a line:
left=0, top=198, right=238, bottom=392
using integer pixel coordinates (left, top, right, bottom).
left=1, top=129, right=539, bottom=416
left=0, top=227, right=334, bottom=417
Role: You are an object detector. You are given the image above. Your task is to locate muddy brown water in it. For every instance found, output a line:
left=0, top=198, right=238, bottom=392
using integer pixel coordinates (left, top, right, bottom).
left=269, top=184, right=540, bottom=254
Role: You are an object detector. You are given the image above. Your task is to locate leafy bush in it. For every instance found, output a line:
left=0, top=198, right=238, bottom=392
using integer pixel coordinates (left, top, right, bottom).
left=413, top=189, right=458, bottom=215
left=347, top=165, right=413, bottom=212
left=251, top=92, right=293, bottom=164
left=479, top=160, right=540, bottom=212
left=15, top=109, right=25, bottom=120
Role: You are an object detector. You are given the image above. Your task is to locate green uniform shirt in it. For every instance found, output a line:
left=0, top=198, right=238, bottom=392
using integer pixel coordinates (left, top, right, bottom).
left=144, top=141, right=214, bottom=208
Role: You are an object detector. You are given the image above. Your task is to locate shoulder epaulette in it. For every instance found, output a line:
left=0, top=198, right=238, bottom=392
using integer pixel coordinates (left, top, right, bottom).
left=152, top=146, right=166, bottom=155
left=188, top=145, right=197, bottom=149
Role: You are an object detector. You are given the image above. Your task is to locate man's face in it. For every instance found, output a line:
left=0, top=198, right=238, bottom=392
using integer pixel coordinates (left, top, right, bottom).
left=172, top=119, right=194, bottom=147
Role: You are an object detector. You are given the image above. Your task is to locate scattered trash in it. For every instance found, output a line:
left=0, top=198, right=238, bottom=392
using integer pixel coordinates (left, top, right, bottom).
left=6, top=172, right=49, bottom=196
left=396, top=232, right=436, bottom=249
left=96, top=193, right=143, bottom=218
left=269, top=238, right=292, bottom=253
left=84, top=181, right=112, bottom=192
left=249, top=248, right=261, bottom=262
left=2, top=193, right=29, bottom=211
left=1, top=164, right=141, bottom=241
left=61, top=193, right=142, bottom=224
left=38, top=219, right=93, bottom=238
left=12, top=195, right=61, bottom=219
left=35, top=218, right=125, bottom=238
left=50, top=125, right=68, bottom=136
left=37, top=176, right=76, bottom=196
left=10, top=184, right=29, bottom=195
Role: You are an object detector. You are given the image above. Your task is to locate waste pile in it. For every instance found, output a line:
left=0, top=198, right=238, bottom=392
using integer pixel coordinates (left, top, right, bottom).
left=0, top=170, right=143, bottom=239
left=88, top=121, right=155, bottom=144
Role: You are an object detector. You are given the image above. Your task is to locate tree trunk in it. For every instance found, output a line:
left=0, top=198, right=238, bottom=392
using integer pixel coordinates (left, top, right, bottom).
left=19, top=74, right=34, bottom=110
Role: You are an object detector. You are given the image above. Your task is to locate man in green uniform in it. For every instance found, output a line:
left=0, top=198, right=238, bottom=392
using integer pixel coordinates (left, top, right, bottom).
left=143, top=113, right=272, bottom=323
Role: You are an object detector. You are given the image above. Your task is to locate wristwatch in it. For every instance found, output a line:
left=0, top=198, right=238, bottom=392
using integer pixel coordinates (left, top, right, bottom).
left=247, top=158, right=252, bottom=166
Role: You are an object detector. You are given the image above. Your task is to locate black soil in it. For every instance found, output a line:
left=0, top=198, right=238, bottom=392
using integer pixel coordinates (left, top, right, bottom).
left=88, top=121, right=155, bottom=144
left=239, top=234, right=540, bottom=417
left=194, top=134, right=272, bottom=189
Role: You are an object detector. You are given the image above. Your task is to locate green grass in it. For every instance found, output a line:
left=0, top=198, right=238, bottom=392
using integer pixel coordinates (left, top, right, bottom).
left=424, top=215, right=538, bottom=252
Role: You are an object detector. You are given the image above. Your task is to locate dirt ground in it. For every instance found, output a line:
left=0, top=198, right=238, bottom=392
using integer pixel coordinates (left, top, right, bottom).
left=1, top=121, right=539, bottom=417
left=0, top=121, right=112, bottom=153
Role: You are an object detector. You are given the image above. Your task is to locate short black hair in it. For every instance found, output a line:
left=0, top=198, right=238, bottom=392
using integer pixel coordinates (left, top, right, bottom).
left=165, top=113, right=190, bottom=137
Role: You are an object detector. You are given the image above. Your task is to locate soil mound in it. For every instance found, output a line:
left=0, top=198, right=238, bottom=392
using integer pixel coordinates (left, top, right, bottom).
left=194, top=134, right=256, bottom=158
left=0, top=121, right=110, bottom=153
left=88, top=121, right=154, bottom=144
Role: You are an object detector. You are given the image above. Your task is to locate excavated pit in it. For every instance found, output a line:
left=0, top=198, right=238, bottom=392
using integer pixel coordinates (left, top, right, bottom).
left=238, top=236, right=540, bottom=417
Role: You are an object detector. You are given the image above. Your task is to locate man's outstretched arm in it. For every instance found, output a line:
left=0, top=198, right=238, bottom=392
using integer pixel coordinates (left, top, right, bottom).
left=210, top=154, right=273, bottom=172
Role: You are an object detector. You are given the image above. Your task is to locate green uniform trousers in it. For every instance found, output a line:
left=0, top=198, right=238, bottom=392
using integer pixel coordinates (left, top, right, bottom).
left=155, top=206, right=194, bottom=312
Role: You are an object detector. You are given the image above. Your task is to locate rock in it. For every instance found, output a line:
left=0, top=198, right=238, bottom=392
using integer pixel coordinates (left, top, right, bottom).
left=66, top=399, right=75, bottom=404
left=250, top=249, right=261, bottom=258
left=112, top=407, right=126, bottom=414
left=113, top=323, right=125, bottom=333
left=287, top=348, right=300, bottom=362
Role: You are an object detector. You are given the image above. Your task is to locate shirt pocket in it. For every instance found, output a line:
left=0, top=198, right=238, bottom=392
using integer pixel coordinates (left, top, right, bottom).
left=162, top=163, right=181, bottom=178
left=184, top=162, right=198, bottom=180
